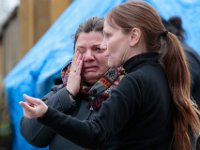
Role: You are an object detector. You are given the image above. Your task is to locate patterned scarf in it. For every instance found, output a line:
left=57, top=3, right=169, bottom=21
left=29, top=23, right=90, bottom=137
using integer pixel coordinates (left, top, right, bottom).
left=61, top=65, right=125, bottom=110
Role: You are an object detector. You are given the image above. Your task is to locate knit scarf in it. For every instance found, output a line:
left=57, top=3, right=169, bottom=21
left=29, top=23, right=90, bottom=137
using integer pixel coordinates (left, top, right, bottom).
left=61, top=65, right=125, bottom=110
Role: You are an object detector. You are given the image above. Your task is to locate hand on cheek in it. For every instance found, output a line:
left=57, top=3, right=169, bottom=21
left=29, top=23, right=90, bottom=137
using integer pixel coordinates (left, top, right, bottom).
left=66, top=50, right=83, bottom=96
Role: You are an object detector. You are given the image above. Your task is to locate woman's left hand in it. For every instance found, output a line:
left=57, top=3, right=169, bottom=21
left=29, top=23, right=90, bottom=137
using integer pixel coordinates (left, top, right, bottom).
left=19, top=94, right=48, bottom=119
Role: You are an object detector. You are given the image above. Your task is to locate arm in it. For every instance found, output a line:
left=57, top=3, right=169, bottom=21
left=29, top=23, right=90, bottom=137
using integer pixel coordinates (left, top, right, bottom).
left=20, top=86, right=76, bottom=147
left=20, top=75, right=141, bottom=148
left=21, top=51, right=82, bottom=147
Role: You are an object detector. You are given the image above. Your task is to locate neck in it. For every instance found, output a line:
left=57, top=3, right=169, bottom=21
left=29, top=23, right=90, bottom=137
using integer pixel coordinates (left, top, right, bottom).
left=126, top=44, right=147, bottom=63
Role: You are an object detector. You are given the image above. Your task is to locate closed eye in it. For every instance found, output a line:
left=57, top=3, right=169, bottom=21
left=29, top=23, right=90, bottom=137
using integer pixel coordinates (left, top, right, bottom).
left=93, top=47, right=104, bottom=53
left=77, top=48, right=86, bottom=53
left=103, top=33, right=111, bottom=39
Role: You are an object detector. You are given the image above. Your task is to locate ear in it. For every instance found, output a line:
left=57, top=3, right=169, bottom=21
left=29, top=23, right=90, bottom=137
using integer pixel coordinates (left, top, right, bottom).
left=129, top=28, right=141, bottom=47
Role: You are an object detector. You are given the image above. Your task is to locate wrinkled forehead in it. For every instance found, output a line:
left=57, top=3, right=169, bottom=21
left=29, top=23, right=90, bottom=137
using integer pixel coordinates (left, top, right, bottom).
left=75, top=32, right=103, bottom=48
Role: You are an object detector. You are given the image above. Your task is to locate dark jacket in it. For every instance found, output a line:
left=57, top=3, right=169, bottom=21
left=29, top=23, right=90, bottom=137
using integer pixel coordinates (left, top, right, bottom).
left=182, top=42, right=200, bottom=150
left=20, top=85, right=98, bottom=150
left=38, top=53, right=174, bottom=150
left=182, top=41, right=200, bottom=107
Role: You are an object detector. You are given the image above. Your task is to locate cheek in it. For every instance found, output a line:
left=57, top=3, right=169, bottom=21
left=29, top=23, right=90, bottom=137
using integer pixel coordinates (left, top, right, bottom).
left=96, top=54, right=108, bottom=63
left=107, top=39, right=119, bottom=54
left=96, top=56, right=109, bottom=69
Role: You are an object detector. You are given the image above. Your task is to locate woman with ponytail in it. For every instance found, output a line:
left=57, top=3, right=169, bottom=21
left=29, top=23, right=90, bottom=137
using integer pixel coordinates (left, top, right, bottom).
left=19, top=1, right=200, bottom=150
left=162, top=16, right=200, bottom=108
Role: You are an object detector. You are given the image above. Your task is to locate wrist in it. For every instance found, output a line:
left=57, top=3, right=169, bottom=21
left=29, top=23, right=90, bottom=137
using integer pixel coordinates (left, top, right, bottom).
left=66, top=88, right=76, bottom=99
left=39, top=104, right=48, bottom=118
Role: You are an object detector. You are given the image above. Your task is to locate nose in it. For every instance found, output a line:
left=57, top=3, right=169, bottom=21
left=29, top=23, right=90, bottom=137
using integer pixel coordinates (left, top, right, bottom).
left=100, top=40, right=107, bottom=51
left=83, top=50, right=94, bottom=62
left=100, top=40, right=109, bottom=57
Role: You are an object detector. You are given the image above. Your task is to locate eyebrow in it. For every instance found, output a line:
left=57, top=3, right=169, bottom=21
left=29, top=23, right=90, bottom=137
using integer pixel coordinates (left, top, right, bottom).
left=76, top=46, right=85, bottom=49
left=92, top=43, right=101, bottom=46
left=76, top=43, right=101, bottom=49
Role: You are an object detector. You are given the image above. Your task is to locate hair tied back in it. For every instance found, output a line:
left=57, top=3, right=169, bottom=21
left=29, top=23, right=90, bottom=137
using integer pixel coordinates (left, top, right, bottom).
left=160, top=30, right=168, bottom=38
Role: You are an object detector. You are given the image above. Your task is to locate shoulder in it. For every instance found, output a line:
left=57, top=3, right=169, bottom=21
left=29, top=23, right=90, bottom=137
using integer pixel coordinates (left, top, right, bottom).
left=183, top=42, right=200, bottom=64
left=117, top=71, right=145, bottom=96
left=41, top=84, right=64, bottom=101
left=125, top=64, right=162, bottom=83
left=121, top=64, right=167, bottom=93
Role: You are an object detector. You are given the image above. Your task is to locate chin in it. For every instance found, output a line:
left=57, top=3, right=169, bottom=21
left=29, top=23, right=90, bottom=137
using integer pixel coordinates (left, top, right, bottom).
left=83, top=74, right=100, bottom=83
left=108, top=61, right=118, bottom=68
left=108, top=61, right=113, bottom=68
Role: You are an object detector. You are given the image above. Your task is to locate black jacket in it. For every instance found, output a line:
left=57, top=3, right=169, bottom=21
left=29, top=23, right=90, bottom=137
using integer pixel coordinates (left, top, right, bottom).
left=182, top=41, right=200, bottom=107
left=38, top=53, right=174, bottom=150
left=20, top=85, right=98, bottom=150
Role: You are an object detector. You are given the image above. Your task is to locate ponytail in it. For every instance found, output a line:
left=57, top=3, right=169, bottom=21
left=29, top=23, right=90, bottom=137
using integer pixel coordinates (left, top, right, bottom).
left=160, top=32, right=200, bottom=150
left=106, top=1, right=200, bottom=149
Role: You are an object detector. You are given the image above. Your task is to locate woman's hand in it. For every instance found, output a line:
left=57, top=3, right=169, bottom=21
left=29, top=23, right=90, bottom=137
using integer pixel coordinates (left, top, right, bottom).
left=19, top=94, right=48, bottom=119
left=66, top=50, right=83, bottom=97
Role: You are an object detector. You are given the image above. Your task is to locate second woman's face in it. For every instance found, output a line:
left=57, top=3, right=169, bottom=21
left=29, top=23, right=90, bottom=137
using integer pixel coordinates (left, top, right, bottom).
left=75, top=32, right=109, bottom=84
left=101, top=20, right=130, bottom=68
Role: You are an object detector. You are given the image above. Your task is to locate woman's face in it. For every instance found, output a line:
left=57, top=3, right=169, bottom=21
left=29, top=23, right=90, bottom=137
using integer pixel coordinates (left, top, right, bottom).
left=75, top=32, right=109, bottom=84
left=101, top=20, right=130, bottom=68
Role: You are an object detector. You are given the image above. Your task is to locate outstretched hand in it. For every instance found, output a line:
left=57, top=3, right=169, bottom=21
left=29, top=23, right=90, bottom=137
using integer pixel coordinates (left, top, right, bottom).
left=19, top=94, right=48, bottom=119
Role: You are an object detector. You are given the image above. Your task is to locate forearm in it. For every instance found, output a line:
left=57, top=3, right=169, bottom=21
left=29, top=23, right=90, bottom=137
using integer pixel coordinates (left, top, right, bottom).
left=38, top=107, right=107, bottom=149
left=20, top=86, right=77, bottom=147
left=37, top=76, right=139, bottom=148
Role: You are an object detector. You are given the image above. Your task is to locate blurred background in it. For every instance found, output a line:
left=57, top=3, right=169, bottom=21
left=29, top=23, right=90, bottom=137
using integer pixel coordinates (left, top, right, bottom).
left=0, top=0, right=72, bottom=149
left=0, top=0, right=200, bottom=150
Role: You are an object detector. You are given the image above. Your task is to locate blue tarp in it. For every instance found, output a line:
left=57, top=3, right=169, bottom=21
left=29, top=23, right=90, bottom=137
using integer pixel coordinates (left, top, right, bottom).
left=4, top=0, right=200, bottom=150
left=4, top=0, right=127, bottom=150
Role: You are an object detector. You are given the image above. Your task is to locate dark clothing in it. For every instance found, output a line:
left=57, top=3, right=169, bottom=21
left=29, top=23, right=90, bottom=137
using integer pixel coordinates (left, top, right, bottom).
left=20, top=85, right=95, bottom=150
left=182, top=42, right=200, bottom=150
left=20, top=67, right=122, bottom=150
left=38, top=53, right=174, bottom=150
left=182, top=41, right=200, bottom=107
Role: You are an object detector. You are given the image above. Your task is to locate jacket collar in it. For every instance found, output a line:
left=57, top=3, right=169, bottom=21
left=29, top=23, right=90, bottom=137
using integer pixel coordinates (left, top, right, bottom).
left=123, top=52, right=159, bottom=73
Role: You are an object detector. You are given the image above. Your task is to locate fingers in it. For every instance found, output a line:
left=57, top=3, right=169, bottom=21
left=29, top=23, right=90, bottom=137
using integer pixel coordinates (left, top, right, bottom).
left=76, top=51, right=83, bottom=74
left=70, top=50, right=83, bottom=74
left=66, top=51, right=82, bottom=96
left=19, top=94, right=41, bottom=111
left=19, top=94, right=48, bottom=119
left=23, top=94, right=42, bottom=105
left=19, top=101, right=34, bottom=111
left=71, top=50, right=79, bottom=67
left=77, top=57, right=83, bottom=73
left=19, top=101, right=36, bottom=119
